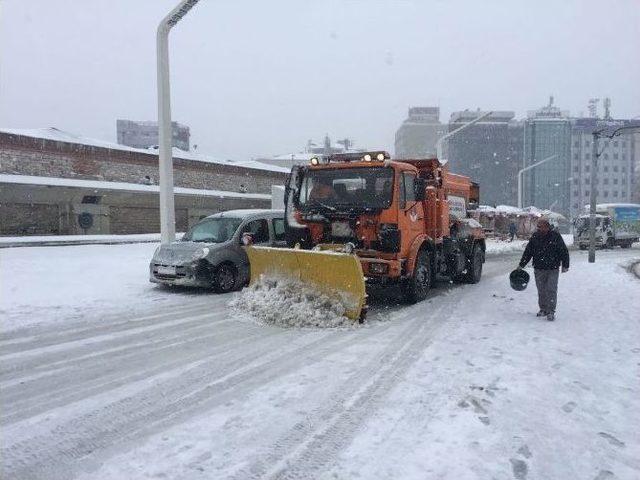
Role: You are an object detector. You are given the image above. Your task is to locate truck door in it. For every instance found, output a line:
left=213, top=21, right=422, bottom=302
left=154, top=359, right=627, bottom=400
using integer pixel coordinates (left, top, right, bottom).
left=399, top=171, right=424, bottom=253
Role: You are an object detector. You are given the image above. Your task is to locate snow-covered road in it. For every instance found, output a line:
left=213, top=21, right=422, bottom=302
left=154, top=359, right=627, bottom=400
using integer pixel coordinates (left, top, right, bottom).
left=1, top=244, right=639, bottom=479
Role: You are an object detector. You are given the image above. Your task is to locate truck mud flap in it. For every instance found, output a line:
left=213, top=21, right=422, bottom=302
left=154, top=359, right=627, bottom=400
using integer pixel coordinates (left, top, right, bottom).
left=244, top=246, right=367, bottom=321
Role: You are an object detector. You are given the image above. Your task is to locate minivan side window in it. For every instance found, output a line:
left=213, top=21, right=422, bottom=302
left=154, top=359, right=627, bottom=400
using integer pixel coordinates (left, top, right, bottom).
left=242, top=219, right=269, bottom=243
left=273, top=218, right=285, bottom=241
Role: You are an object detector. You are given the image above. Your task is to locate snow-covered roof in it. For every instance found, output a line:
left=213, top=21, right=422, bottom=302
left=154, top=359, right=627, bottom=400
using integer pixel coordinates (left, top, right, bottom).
left=0, top=127, right=289, bottom=174
left=0, top=174, right=272, bottom=200
left=475, top=204, right=566, bottom=220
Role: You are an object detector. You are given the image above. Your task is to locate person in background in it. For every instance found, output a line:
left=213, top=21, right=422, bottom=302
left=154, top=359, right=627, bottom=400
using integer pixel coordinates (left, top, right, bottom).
left=518, top=217, right=569, bottom=321
left=508, top=221, right=517, bottom=242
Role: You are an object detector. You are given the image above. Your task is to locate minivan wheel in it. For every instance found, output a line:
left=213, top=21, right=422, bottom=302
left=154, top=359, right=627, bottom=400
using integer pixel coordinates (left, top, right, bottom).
left=213, top=263, right=237, bottom=293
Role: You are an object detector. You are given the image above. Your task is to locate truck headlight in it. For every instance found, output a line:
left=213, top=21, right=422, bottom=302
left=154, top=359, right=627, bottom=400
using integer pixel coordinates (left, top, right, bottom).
left=192, top=247, right=210, bottom=261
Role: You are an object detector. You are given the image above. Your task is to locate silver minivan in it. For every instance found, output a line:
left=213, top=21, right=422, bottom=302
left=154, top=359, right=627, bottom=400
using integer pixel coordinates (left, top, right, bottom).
left=149, top=209, right=285, bottom=292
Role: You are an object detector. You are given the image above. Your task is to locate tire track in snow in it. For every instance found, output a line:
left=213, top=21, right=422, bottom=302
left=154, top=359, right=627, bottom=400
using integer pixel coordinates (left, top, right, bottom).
left=1, top=318, right=285, bottom=424
left=232, top=299, right=460, bottom=480
left=1, top=320, right=399, bottom=480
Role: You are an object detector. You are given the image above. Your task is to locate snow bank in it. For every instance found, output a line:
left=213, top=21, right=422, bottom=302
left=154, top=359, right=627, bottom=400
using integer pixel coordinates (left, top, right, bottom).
left=486, top=234, right=574, bottom=256
left=230, top=277, right=354, bottom=328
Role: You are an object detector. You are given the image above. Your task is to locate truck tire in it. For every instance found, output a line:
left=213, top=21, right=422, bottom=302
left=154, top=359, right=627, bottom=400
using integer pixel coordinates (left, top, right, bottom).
left=579, top=244, right=587, bottom=250
left=463, top=245, right=483, bottom=284
left=402, top=250, right=431, bottom=304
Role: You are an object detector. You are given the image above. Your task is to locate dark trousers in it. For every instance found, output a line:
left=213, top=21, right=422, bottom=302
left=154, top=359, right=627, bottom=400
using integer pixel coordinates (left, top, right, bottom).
left=534, top=268, right=559, bottom=313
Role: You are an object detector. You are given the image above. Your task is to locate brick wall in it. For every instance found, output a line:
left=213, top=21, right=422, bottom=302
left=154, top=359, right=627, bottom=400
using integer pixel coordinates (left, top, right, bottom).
left=0, top=203, right=61, bottom=235
left=0, top=133, right=286, bottom=195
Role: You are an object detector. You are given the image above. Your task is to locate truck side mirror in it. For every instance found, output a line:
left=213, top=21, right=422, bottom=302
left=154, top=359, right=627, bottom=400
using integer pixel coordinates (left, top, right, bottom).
left=414, top=178, right=426, bottom=201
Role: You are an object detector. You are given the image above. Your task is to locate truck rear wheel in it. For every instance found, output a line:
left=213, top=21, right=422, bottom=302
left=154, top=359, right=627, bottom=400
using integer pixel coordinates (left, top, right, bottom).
left=463, top=246, right=483, bottom=284
left=402, top=250, right=431, bottom=304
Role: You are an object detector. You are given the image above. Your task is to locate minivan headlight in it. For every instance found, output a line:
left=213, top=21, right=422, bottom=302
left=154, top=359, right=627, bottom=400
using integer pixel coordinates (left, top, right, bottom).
left=192, top=247, right=210, bottom=261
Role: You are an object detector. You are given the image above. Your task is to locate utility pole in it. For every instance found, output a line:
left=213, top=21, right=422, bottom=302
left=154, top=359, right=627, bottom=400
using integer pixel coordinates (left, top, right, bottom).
left=588, top=132, right=599, bottom=263
left=587, top=124, right=640, bottom=263
left=157, top=0, right=201, bottom=244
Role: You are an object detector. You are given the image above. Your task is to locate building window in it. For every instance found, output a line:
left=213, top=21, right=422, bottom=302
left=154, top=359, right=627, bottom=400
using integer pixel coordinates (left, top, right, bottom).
left=603, top=178, right=609, bottom=185
left=585, top=140, right=590, bottom=147
left=613, top=141, right=618, bottom=147
left=622, top=192, right=626, bottom=197
left=574, top=140, right=579, bottom=147
left=622, top=166, right=627, bottom=173
left=603, top=153, right=609, bottom=160
left=613, top=153, right=618, bottom=160
left=573, top=178, right=578, bottom=185
left=585, top=178, right=590, bottom=185
left=573, top=190, right=578, bottom=197
left=573, top=153, right=579, bottom=160
left=613, top=178, right=618, bottom=185
left=585, top=153, right=591, bottom=159
left=613, top=191, right=618, bottom=197
left=604, top=166, right=609, bottom=172
left=604, top=140, right=610, bottom=147
left=604, top=191, right=609, bottom=198
left=613, top=166, right=618, bottom=172
left=622, top=153, right=626, bottom=160
left=585, top=190, right=590, bottom=196
left=585, top=165, right=590, bottom=172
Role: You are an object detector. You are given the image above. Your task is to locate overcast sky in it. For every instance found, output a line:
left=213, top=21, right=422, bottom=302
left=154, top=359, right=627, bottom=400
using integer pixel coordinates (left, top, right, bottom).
left=1, top=0, right=639, bottom=160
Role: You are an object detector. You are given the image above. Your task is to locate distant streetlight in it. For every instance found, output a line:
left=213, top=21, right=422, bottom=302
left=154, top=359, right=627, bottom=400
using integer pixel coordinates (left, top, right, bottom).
left=436, top=111, right=493, bottom=163
left=517, top=154, right=558, bottom=209
left=157, top=0, right=201, bottom=244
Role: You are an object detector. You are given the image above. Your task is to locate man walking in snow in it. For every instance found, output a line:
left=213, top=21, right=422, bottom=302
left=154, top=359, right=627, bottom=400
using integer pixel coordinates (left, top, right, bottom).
left=518, top=217, right=569, bottom=321
left=508, top=221, right=517, bottom=242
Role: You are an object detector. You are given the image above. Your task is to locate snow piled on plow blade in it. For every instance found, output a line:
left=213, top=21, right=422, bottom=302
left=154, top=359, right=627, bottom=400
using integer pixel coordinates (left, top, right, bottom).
left=230, top=276, right=356, bottom=328
left=243, top=246, right=367, bottom=321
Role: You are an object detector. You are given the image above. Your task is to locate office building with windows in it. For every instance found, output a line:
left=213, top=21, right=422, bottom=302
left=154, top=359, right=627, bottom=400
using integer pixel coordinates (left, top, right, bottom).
left=522, top=98, right=572, bottom=216
left=446, top=110, right=522, bottom=207
left=569, top=118, right=640, bottom=216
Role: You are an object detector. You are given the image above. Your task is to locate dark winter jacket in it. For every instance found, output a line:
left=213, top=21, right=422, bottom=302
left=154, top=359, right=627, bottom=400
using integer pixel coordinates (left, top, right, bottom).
left=519, top=230, right=569, bottom=270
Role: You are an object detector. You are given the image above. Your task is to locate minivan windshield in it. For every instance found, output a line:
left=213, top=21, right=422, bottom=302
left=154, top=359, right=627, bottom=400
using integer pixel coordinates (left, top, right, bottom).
left=296, top=167, right=394, bottom=211
left=182, top=218, right=243, bottom=243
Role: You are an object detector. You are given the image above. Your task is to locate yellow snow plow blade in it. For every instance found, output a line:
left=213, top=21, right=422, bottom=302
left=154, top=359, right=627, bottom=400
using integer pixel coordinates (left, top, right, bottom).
left=245, top=246, right=367, bottom=321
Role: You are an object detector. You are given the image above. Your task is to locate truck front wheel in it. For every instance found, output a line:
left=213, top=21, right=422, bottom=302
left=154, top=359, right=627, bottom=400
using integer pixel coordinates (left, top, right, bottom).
left=463, top=246, right=483, bottom=284
left=402, top=250, right=431, bottom=304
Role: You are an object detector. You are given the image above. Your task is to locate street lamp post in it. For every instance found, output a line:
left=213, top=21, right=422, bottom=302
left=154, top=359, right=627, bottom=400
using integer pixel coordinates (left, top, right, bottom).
left=517, top=154, right=558, bottom=209
left=157, top=0, right=201, bottom=244
left=435, top=111, right=494, bottom=163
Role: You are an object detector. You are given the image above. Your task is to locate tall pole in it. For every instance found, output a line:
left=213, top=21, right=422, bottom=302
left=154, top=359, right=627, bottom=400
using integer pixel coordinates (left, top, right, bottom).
left=436, top=111, right=493, bottom=163
left=588, top=132, right=599, bottom=263
left=157, top=0, right=201, bottom=244
left=517, top=154, right=558, bottom=209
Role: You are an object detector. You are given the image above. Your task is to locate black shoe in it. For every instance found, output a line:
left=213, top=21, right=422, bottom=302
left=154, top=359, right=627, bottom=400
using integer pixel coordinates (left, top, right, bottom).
left=536, top=310, right=547, bottom=317
left=546, top=313, right=555, bottom=321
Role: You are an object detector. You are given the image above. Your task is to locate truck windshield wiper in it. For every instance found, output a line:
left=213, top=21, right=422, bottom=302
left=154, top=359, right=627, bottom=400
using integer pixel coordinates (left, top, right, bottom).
left=308, top=200, right=336, bottom=212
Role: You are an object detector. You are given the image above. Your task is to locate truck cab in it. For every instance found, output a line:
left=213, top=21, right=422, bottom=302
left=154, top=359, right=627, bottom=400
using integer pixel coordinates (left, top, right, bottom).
left=574, top=203, right=640, bottom=249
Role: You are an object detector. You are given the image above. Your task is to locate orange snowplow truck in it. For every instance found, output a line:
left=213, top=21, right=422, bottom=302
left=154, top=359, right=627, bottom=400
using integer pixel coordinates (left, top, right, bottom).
left=245, top=150, right=485, bottom=320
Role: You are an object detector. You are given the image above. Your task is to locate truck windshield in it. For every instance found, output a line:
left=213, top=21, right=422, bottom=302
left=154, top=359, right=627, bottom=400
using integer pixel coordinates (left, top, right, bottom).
left=297, top=167, right=394, bottom=211
left=182, top=218, right=243, bottom=243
